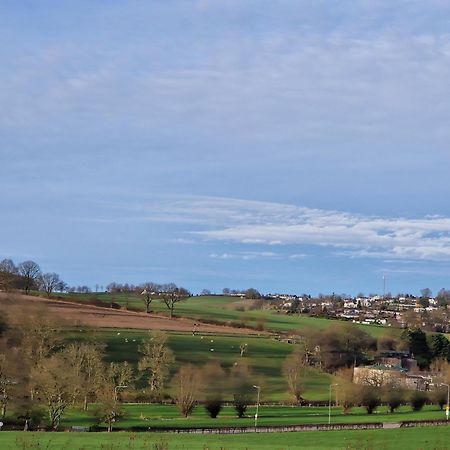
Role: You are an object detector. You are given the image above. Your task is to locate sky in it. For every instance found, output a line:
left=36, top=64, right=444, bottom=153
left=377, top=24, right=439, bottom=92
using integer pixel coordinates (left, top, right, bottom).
left=1, top=1, right=450, bottom=296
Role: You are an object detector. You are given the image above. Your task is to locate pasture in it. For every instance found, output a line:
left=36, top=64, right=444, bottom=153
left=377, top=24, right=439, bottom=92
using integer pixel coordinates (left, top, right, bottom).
left=58, top=404, right=446, bottom=430
left=1, top=426, right=449, bottom=450
left=58, top=293, right=393, bottom=338
left=65, top=329, right=333, bottom=401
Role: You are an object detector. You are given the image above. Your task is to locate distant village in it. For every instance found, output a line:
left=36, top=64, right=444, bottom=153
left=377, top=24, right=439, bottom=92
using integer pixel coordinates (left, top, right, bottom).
left=264, top=289, right=450, bottom=333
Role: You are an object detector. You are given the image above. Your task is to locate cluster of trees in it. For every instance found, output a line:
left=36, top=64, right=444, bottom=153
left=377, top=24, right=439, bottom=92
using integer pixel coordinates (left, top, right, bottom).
left=0, top=259, right=65, bottom=297
left=0, top=297, right=260, bottom=429
left=0, top=297, right=134, bottom=430
left=285, top=324, right=450, bottom=377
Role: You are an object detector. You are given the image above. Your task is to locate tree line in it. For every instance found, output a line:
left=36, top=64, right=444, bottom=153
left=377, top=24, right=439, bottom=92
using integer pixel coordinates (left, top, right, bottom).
left=0, top=259, right=65, bottom=297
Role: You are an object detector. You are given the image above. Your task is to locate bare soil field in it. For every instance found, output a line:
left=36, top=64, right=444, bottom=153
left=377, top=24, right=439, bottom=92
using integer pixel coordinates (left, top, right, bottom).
left=0, top=292, right=264, bottom=335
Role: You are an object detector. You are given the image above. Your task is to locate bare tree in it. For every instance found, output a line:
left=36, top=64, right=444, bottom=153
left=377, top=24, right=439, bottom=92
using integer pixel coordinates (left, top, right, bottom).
left=140, top=282, right=160, bottom=313
left=107, top=362, right=133, bottom=401
left=62, top=343, right=105, bottom=411
left=20, top=309, right=63, bottom=366
left=0, top=354, right=13, bottom=419
left=18, top=261, right=41, bottom=294
left=200, top=362, right=226, bottom=418
left=38, top=273, right=63, bottom=298
left=282, top=346, right=307, bottom=403
left=160, top=284, right=190, bottom=318
left=239, top=343, right=248, bottom=357
left=0, top=259, right=18, bottom=291
left=138, top=332, right=174, bottom=399
left=31, top=354, right=80, bottom=430
left=230, top=361, right=254, bottom=418
left=95, top=399, right=124, bottom=432
left=172, top=364, right=198, bottom=417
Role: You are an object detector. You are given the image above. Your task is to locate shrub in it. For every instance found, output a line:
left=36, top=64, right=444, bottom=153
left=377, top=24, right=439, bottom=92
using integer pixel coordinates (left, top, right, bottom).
left=360, top=387, right=381, bottom=414
left=204, top=398, right=223, bottom=418
left=432, top=389, right=447, bottom=410
left=410, top=391, right=427, bottom=411
left=386, top=389, right=403, bottom=413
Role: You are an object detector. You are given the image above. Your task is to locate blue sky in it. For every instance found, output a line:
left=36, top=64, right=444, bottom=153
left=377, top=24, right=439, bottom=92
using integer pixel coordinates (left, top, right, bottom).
left=2, top=1, right=450, bottom=296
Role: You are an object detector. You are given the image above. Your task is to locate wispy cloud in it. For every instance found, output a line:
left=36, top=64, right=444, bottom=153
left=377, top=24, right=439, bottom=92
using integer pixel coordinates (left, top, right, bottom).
left=119, top=195, right=450, bottom=262
left=209, top=251, right=278, bottom=261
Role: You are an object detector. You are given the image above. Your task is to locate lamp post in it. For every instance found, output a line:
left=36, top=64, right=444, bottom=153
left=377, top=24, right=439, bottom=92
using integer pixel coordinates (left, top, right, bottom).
left=253, top=385, right=261, bottom=429
left=114, top=385, right=128, bottom=403
left=328, top=384, right=339, bottom=425
left=440, top=383, right=449, bottom=421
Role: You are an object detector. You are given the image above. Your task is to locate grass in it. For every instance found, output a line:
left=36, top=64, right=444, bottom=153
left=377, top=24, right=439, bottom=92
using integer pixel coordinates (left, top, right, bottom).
left=57, top=404, right=447, bottom=430
left=2, top=426, right=450, bottom=449
left=56, top=293, right=395, bottom=339
left=65, top=329, right=333, bottom=401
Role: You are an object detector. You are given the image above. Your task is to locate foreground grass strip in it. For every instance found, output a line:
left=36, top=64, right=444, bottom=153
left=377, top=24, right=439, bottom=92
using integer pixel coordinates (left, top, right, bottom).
left=1, top=427, right=450, bottom=450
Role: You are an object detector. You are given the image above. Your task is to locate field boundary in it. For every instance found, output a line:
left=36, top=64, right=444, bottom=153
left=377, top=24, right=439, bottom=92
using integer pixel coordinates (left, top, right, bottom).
left=143, top=419, right=450, bottom=433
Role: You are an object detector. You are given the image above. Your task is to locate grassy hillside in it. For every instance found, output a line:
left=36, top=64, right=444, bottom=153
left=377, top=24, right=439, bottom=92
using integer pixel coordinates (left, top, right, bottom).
left=66, top=329, right=333, bottom=401
left=58, top=293, right=393, bottom=338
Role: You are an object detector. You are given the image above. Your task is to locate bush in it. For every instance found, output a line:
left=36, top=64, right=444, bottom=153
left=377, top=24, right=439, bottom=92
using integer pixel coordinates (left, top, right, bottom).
left=410, top=391, right=428, bottom=411
left=204, top=398, right=223, bottom=418
left=233, top=394, right=249, bottom=418
left=432, top=389, right=447, bottom=410
left=360, top=387, right=381, bottom=414
left=386, top=389, right=403, bottom=413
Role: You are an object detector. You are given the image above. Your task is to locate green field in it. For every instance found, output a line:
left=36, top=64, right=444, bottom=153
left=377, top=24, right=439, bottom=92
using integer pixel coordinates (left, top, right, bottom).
left=58, top=404, right=447, bottom=430
left=65, top=329, right=333, bottom=401
left=2, top=426, right=450, bottom=449
left=57, top=293, right=394, bottom=338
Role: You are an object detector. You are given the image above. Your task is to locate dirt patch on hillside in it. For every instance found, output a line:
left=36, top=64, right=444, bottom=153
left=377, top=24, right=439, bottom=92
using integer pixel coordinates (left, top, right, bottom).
left=0, top=292, right=264, bottom=335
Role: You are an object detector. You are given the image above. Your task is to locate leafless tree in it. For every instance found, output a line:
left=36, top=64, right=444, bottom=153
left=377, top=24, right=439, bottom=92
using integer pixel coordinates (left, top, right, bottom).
left=17, top=261, right=41, bottom=294
left=172, top=364, right=198, bottom=417
left=160, top=284, right=190, bottom=318
left=62, top=343, right=105, bottom=410
left=138, top=332, right=174, bottom=399
left=107, top=362, right=133, bottom=401
left=239, top=343, right=248, bottom=357
left=0, top=259, right=18, bottom=291
left=140, top=282, right=160, bottom=313
left=230, top=361, right=255, bottom=418
left=200, top=362, right=226, bottom=418
left=31, top=354, right=80, bottom=430
left=282, top=346, right=307, bottom=403
left=38, top=273, right=63, bottom=298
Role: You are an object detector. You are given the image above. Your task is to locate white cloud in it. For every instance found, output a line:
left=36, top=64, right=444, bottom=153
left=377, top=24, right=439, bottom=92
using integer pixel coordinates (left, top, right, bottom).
left=209, top=251, right=278, bottom=260
left=126, top=195, right=450, bottom=262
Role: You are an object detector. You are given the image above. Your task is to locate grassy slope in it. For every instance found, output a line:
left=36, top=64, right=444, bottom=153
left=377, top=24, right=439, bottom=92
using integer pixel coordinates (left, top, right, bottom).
left=2, top=427, right=450, bottom=450
left=66, top=329, right=332, bottom=401
left=58, top=293, right=394, bottom=338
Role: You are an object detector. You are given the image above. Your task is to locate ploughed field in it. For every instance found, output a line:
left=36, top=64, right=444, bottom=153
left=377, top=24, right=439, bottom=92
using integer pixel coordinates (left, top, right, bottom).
left=6, top=293, right=261, bottom=335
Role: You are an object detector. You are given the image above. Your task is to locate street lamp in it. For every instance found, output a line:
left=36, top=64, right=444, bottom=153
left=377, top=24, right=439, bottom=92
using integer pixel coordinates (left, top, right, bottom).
left=440, top=383, right=450, bottom=421
left=114, top=385, right=128, bottom=402
left=328, top=384, right=339, bottom=425
left=253, top=385, right=261, bottom=429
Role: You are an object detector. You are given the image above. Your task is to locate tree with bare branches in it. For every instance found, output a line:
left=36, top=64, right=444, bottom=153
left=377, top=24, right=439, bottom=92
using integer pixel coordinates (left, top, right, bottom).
left=160, top=284, right=190, bottom=318
left=17, top=261, right=41, bottom=294
left=282, top=346, right=308, bottom=403
left=38, top=273, right=64, bottom=298
left=31, top=354, right=80, bottom=430
left=138, top=332, right=174, bottom=399
left=172, top=364, right=198, bottom=417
